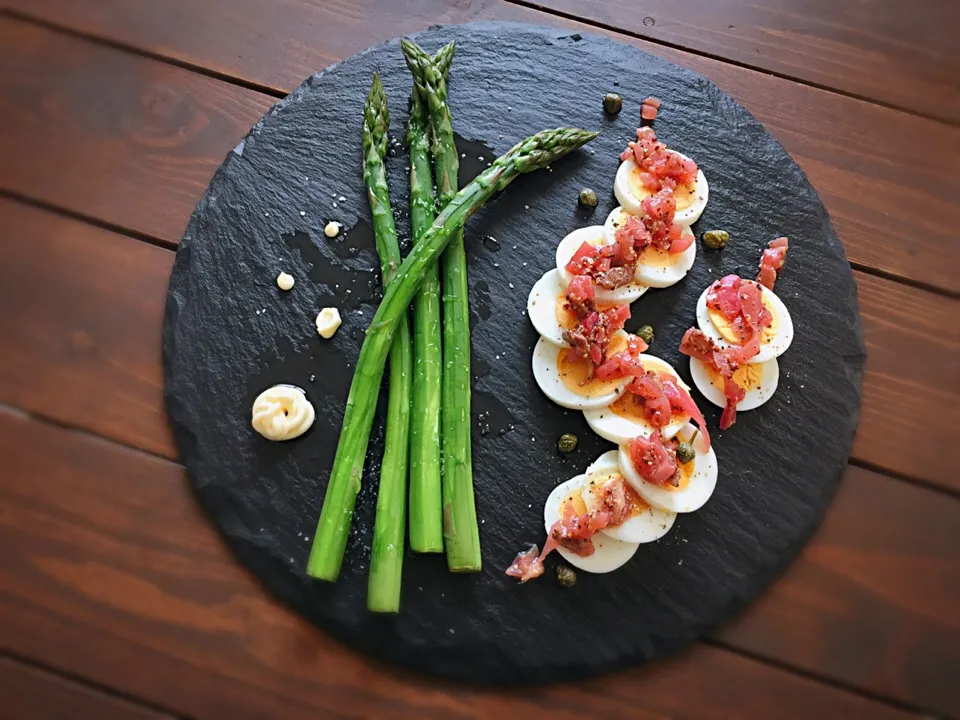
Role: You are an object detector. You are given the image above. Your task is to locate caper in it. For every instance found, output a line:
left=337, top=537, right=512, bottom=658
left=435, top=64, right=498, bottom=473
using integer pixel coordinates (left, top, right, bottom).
left=556, top=565, right=577, bottom=588
left=557, top=432, right=578, bottom=453
left=637, top=324, right=654, bottom=345
left=675, top=441, right=696, bottom=464
left=578, top=188, right=598, bottom=208
left=603, top=92, right=623, bottom=115
left=702, top=229, right=730, bottom=250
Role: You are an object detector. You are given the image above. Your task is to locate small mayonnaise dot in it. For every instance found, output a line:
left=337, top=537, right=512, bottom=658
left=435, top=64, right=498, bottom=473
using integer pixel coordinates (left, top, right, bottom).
left=324, top=221, right=341, bottom=238
left=276, top=272, right=295, bottom=291
left=316, top=307, right=342, bottom=339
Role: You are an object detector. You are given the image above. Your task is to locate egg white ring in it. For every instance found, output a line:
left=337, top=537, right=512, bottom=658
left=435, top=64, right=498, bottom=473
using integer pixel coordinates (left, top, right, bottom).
left=614, top=156, right=708, bottom=226
left=689, top=356, right=780, bottom=412
left=527, top=269, right=569, bottom=347
left=584, top=407, right=687, bottom=446
left=618, top=436, right=718, bottom=513
left=695, top=281, right=794, bottom=364
left=602, top=206, right=632, bottom=246
left=555, top=226, right=607, bottom=283
left=544, top=475, right=641, bottom=573
left=634, top=230, right=697, bottom=288
left=577, top=471, right=677, bottom=544
left=585, top=450, right=620, bottom=475
left=601, top=206, right=696, bottom=289
left=582, top=354, right=691, bottom=444
left=532, top=336, right=629, bottom=410
left=555, top=225, right=649, bottom=304
left=600, top=502, right=676, bottom=543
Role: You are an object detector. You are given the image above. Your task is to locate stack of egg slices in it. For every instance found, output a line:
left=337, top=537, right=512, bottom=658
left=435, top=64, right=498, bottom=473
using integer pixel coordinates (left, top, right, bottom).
left=522, top=140, right=721, bottom=574
left=543, top=428, right=718, bottom=573
left=687, top=278, right=795, bottom=415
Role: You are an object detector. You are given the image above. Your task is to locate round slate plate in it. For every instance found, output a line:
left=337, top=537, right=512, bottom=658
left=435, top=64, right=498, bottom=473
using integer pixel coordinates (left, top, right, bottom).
left=163, top=22, right=864, bottom=683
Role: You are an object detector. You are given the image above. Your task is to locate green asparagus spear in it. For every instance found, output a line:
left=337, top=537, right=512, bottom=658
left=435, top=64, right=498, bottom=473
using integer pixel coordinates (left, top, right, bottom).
left=406, top=42, right=454, bottom=554
left=431, top=40, right=455, bottom=81
left=362, top=74, right=413, bottom=613
left=306, top=126, right=599, bottom=582
left=401, top=39, right=479, bottom=572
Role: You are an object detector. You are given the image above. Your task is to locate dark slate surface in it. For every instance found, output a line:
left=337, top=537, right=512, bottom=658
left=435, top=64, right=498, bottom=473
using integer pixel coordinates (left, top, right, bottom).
left=163, top=22, right=864, bottom=683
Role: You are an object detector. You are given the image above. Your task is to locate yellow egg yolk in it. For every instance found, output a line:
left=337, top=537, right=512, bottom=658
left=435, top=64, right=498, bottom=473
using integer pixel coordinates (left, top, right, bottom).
left=704, top=362, right=764, bottom=393
left=628, top=164, right=697, bottom=210
left=562, top=473, right=650, bottom=520
left=639, top=245, right=682, bottom=270
left=556, top=294, right=579, bottom=331
left=708, top=295, right=779, bottom=345
left=554, top=293, right=618, bottom=331
left=665, top=451, right=695, bottom=492
left=557, top=333, right=629, bottom=397
left=609, top=392, right=690, bottom=426
left=608, top=359, right=689, bottom=426
left=560, top=489, right=589, bottom=516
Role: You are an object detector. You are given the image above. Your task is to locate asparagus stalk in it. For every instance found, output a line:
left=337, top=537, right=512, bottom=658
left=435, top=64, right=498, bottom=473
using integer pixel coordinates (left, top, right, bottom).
left=306, top=126, right=599, bottom=582
left=362, top=74, right=413, bottom=613
left=401, top=39, right=479, bottom=572
left=406, top=42, right=455, bottom=554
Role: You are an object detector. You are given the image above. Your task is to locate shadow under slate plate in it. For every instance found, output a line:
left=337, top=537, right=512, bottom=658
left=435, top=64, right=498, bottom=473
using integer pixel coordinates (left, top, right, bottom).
left=162, top=22, right=864, bottom=683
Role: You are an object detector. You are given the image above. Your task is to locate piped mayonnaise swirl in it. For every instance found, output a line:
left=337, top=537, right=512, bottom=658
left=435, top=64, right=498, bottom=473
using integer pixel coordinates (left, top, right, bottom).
left=251, top=384, right=315, bottom=441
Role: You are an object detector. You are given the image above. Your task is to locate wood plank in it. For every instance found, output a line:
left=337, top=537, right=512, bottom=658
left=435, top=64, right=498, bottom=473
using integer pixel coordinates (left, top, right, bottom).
left=0, top=407, right=925, bottom=720
left=14, top=0, right=956, bottom=124
left=1, top=10, right=959, bottom=293
left=853, top=273, right=960, bottom=487
left=0, top=199, right=174, bottom=458
left=3, top=199, right=957, bottom=491
left=715, top=468, right=960, bottom=717
left=513, top=0, right=960, bottom=124
left=0, top=17, right=274, bottom=245
left=0, top=656, right=172, bottom=720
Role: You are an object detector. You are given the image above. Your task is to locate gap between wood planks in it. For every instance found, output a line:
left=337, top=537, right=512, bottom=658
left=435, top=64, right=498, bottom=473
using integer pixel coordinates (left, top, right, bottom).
left=6, top=3, right=959, bottom=131
left=1, top=9, right=957, bottom=301
left=3, top=383, right=957, bottom=505
left=699, top=639, right=933, bottom=718
left=0, top=651, right=183, bottom=720
left=9, top=185, right=960, bottom=303
left=503, top=0, right=960, bottom=129
left=0, top=401, right=939, bottom=718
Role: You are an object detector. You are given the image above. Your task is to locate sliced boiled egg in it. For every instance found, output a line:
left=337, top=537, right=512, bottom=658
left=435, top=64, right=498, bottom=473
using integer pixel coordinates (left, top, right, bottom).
left=543, top=474, right=640, bottom=573
left=689, top=355, right=780, bottom=412
left=583, top=355, right=691, bottom=443
left=567, top=463, right=677, bottom=543
left=527, top=269, right=571, bottom=346
left=618, top=425, right=718, bottom=513
left=532, top=333, right=631, bottom=410
left=555, top=226, right=648, bottom=304
left=614, top=156, right=708, bottom=226
left=527, top=269, right=629, bottom=349
left=602, top=207, right=697, bottom=288
left=585, top=450, right=620, bottom=475
left=695, top=281, right=794, bottom=364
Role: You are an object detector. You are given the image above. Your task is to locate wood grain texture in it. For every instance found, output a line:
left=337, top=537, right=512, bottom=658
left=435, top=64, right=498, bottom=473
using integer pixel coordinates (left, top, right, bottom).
left=0, top=407, right=928, bottom=720
left=0, top=18, right=273, bottom=245
left=3, top=201, right=956, bottom=491
left=853, top=274, right=960, bottom=487
left=15, top=0, right=956, bottom=124
left=715, top=469, right=960, bottom=717
left=0, top=199, right=174, bottom=457
left=2, top=8, right=960, bottom=293
left=0, top=657, right=172, bottom=720
left=513, top=0, right=960, bottom=124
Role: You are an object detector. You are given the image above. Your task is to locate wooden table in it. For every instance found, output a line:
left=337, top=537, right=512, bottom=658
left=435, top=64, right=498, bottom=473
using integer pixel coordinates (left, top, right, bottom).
left=0, top=2, right=957, bottom=718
